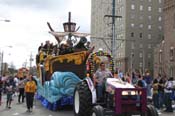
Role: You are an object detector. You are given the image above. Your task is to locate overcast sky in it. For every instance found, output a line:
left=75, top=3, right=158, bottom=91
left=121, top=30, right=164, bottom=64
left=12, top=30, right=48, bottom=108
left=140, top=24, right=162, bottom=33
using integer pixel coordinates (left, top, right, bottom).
left=0, top=0, right=91, bottom=69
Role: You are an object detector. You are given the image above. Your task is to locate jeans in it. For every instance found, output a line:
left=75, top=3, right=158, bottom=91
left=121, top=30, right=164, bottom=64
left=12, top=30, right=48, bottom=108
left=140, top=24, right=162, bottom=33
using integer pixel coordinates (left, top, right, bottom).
left=147, top=84, right=152, bottom=97
left=153, top=93, right=159, bottom=109
left=97, top=84, right=104, bottom=100
left=158, top=91, right=164, bottom=109
left=164, top=92, right=173, bottom=111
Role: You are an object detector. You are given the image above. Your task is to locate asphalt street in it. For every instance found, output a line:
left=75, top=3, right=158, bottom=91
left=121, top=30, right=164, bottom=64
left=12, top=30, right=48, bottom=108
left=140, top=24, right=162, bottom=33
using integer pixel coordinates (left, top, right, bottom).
left=0, top=94, right=175, bottom=116
left=0, top=94, right=73, bottom=116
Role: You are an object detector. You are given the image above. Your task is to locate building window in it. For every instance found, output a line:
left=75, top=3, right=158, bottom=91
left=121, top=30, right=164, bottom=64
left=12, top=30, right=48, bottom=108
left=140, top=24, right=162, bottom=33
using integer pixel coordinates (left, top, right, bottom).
left=131, top=32, right=134, bottom=37
left=148, top=34, right=152, bottom=39
left=148, top=44, right=151, bottom=49
left=140, top=5, right=143, bottom=11
left=158, top=16, right=162, bottom=22
left=148, top=25, right=152, bottom=30
left=148, top=6, right=152, bottom=11
left=139, top=16, right=143, bottom=20
left=139, top=52, right=143, bottom=58
left=170, top=67, right=174, bottom=77
left=170, top=47, right=174, bottom=61
left=131, top=4, right=135, bottom=10
left=148, top=15, right=152, bottom=20
left=131, top=23, right=135, bottom=28
left=158, top=8, right=162, bottom=13
left=159, top=50, right=162, bottom=63
left=158, top=26, right=162, bottom=30
left=148, top=53, right=151, bottom=58
left=139, top=44, right=143, bottom=49
left=159, top=0, right=162, bottom=3
left=139, top=24, right=143, bottom=28
left=139, top=62, right=143, bottom=67
left=140, top=33, right=143, bottom=38
left=148, top=62, right=151, bottom=67
left=131, top=14, right=135, bottom=19
left=131, top=42, right=135, bottom=49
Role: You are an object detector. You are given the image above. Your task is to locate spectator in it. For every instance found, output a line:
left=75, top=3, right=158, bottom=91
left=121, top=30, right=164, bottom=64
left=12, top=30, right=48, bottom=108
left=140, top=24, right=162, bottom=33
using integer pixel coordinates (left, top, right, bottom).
left=158, top=75, right=166, bottom=109
left=85, top=41, right=91, bottom=49
left=143, top=72, right=153, bottom=97
left=18, top=78, right=25, bottom=103
left=123, top=72, right=131, bottom=83
left=131, top=72, right=138, bottom=85
left=2, top=74, right=7, bottom=94
left=38, top=42, right=43, bottom=53
left=152, top=79, right=159, bottom=110
left=164, top=77, right=174, bottom=112
left=6, top=78, right=15, bottom=108
left=13, top=75, right=19, bottom=96
left=136, top=74, right=146, bottom=88
left=25, top=74, right=37, bottom=112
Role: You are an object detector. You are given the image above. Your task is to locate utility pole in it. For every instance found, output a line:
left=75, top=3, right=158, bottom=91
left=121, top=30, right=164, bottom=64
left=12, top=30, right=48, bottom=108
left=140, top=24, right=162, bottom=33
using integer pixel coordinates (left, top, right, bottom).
left=104, top=0, right=122, bottom=59
left=29, top=52, right=33, bottom=74
left=1, top=51, right=3, bottom=75
left=142, top=50, right=145, bottom=75
left=112, top=0, right=115, bottom=58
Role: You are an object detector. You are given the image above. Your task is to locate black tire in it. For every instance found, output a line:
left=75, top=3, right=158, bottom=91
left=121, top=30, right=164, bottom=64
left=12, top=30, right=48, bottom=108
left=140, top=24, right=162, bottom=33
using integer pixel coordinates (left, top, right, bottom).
left=91, top=105, right=104, bottom=116
left=146, top=105, right=158, bottom=116
left=74, top=81, right=92, bottom=116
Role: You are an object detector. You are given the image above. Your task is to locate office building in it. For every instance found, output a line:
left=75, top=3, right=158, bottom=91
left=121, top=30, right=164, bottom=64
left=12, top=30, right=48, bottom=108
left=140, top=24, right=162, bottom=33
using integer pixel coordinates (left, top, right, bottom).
left=91, top=0, right=163, bottom=74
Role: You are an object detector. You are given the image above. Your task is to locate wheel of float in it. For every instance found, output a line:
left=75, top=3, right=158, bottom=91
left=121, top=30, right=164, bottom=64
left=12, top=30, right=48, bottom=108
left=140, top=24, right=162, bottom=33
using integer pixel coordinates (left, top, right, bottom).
left=91, top=105, right=104, bottom=116
left=146, top=105, right=158, bottom=116
left=74, top=81, right=92, bottom=116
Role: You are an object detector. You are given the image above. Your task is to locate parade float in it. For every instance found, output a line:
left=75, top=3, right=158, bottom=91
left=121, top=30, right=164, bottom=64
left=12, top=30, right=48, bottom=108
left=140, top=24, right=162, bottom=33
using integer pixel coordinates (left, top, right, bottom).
left=35, top=12, right=93, bottom=110
left=35, top=12, right=158, bottom=116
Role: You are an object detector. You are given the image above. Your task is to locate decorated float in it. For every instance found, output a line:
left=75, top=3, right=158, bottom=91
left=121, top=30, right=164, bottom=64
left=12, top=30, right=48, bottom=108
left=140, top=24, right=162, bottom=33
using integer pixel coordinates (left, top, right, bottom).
left=35, top=12, right=94, bottom=110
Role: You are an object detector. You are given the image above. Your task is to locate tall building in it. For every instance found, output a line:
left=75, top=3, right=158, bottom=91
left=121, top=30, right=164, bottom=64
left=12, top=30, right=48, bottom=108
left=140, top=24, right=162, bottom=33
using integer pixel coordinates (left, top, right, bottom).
left=154, top=0, right=175, bottom=77
left=91, top=0, right=163, bottom=74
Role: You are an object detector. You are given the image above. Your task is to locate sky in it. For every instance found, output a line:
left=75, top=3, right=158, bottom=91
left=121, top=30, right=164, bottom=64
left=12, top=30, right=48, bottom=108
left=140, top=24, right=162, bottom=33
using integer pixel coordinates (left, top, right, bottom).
left=0, top=0, right=91, bottom=69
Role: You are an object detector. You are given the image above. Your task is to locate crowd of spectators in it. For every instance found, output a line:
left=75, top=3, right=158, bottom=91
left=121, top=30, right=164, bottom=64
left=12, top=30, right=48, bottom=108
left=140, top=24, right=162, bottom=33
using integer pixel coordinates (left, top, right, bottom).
left=0, top=74, right=37, bottom=112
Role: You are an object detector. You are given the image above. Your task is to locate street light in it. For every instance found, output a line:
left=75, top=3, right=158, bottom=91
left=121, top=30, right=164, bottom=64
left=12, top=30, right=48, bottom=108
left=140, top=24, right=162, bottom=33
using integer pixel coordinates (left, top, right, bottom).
left=0, top=19, right=10, bottom=22
left=0, top=18, right=11, bottom=75
left=0, top=45, right=13, bottom=75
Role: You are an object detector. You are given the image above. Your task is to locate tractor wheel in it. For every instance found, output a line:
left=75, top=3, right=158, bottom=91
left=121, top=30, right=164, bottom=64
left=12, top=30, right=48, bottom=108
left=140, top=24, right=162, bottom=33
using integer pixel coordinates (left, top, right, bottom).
left=146, top=105, right=158, bottom=116
left=91, top=105, right=104, bottom=116
left=74, top=81, right=92, bottom=116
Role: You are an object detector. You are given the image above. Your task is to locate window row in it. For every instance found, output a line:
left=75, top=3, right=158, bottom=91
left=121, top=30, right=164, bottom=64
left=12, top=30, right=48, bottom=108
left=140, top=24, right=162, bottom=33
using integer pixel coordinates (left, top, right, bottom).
left=131, top=5, right=162, bottom=13
left=130, top=15, right=162, bottom=22
left=130, top=23, right=162, bottom=30
left=131, top=32, right=152, bottom=39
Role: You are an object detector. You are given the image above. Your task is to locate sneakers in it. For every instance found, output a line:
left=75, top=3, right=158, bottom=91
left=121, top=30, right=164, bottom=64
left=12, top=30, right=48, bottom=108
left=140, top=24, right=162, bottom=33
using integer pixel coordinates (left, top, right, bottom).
left=26, top=108, right=33, bottom=112
left=26, top=109, right=30, bottom=112
left=6, top=105, right=11, bottom=109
